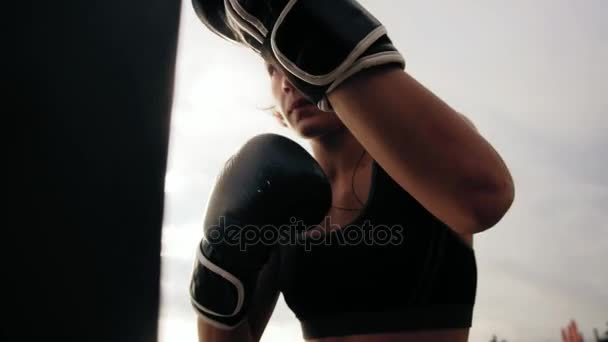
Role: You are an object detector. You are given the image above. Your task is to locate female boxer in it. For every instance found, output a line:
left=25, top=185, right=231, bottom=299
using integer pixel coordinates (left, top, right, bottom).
left=190, top=1, right=515, bottom=341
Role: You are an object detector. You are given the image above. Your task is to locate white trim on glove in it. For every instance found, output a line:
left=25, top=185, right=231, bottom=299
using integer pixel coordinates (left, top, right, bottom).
left=190, top=246, right=246, bottom=320
left=270, top=0, right=388, bottom=86
left=224, top=0, right=267, bottom=52
left=317, top=50, right=405, bottom=111
left=227, top=0, right=269, bottom=38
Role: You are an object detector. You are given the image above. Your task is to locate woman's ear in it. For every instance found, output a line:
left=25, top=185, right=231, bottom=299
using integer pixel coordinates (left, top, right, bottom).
left=272, top=108, right=288, bottom=128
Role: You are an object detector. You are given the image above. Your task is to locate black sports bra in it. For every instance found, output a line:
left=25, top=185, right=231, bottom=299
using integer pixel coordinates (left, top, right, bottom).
left=278, top=161, right=477, bottom=339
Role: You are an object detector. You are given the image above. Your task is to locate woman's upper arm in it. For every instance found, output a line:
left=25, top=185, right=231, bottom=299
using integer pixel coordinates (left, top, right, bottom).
left=247, top=248, right=282, bottom=342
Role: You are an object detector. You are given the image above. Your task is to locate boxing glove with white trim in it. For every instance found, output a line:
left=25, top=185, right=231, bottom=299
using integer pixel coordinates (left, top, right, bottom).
left=189, top=133, right=331, bottom=329
left=192, top=0, right=405, bottom=111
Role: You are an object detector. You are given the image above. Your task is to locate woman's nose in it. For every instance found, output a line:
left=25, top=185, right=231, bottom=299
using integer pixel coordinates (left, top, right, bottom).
left=281, top=74, right=294, bottom=93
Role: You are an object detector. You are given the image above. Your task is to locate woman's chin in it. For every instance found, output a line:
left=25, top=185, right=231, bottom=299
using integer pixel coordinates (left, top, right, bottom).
left=297, top=125, right=326, bottom=138
left=292, top=112, right=344, bottom=138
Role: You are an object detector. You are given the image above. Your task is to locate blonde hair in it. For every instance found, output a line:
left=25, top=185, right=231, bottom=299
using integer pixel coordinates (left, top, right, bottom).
left=258, top=104, right=287, bottom=127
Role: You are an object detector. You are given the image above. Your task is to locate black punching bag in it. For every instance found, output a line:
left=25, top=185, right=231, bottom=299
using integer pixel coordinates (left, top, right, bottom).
left=4, top=1, right=181, bottom=341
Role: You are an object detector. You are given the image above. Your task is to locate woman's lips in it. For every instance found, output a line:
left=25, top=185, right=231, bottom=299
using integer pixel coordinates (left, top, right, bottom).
left=289, top=98, right=313, bottom=114
left=291, top=104, right=317, bottom=121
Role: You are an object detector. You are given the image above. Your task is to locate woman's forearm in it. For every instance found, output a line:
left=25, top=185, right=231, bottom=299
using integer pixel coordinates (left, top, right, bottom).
left=197, top=317, right=254, bottom=342
left=328, top=66, right=514, bottom=234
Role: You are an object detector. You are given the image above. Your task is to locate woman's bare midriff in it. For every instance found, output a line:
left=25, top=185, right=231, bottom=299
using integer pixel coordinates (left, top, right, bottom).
left=306, top=328, right=470, bottom=342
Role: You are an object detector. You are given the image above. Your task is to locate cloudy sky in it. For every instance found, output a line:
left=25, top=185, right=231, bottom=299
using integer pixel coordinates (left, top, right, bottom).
left=159, top=1, right=607, bottom=341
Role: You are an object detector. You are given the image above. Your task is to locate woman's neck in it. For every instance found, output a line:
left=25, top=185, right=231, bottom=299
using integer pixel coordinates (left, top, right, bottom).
left=309, top=127, right=371, bottom=183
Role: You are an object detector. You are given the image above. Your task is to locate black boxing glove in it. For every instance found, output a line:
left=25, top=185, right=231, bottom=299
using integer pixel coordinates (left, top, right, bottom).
left=189, top=133, right=331, bottom=329
left=192, top=0, right=405, bottom=111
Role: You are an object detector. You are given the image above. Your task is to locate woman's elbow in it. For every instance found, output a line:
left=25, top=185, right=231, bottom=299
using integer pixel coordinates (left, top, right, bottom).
left=468, top=174, right=515, bottom=233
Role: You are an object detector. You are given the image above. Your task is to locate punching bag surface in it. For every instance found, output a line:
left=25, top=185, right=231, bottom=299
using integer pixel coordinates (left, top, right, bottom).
left=4, top=1, right=182, bottom=341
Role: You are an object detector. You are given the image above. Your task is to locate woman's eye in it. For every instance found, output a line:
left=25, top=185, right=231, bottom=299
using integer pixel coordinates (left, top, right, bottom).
left=266, top=64, right=276, bottom=76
